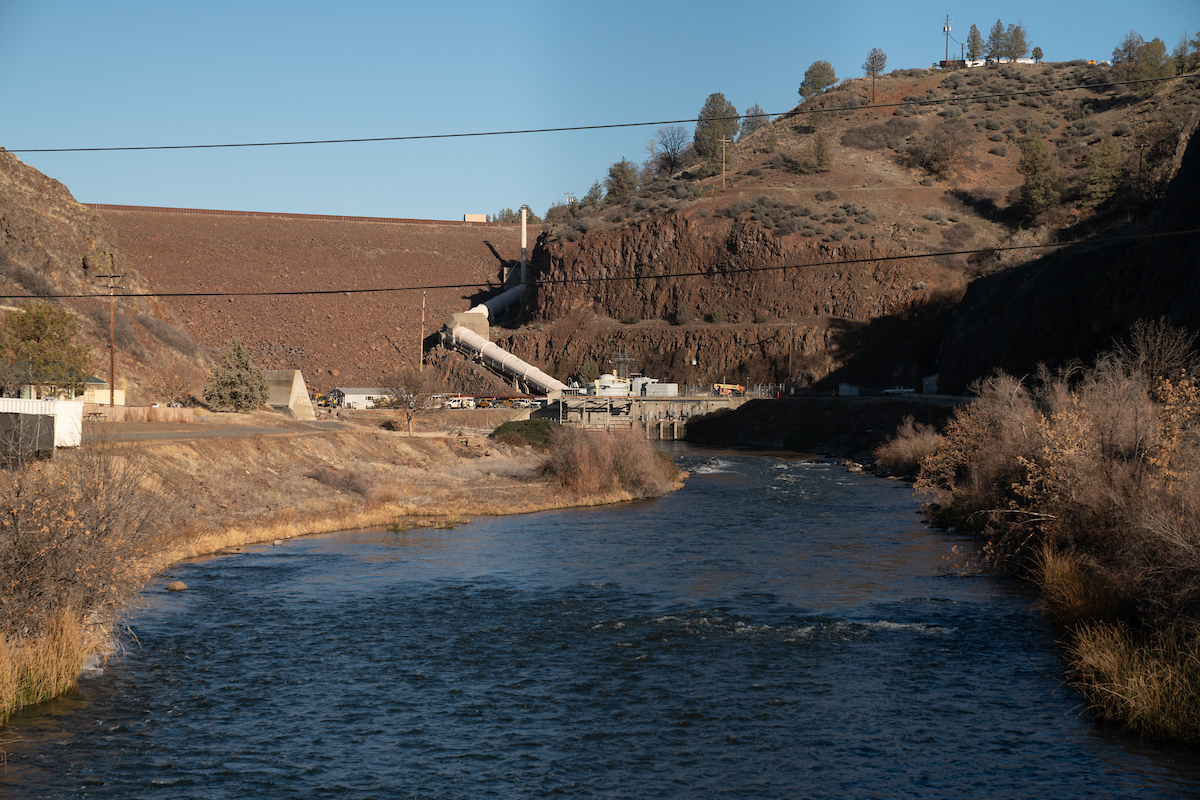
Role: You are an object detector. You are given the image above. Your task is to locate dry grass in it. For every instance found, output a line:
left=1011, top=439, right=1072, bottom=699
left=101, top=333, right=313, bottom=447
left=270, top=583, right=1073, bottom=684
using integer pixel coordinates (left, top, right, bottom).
left=1036, top=544, right=1125, bottom=628
left=1067, top=620, right=1200, bottom=743
left=0, top=608, right=87, bottom=726
left=872, top=415, right=941, bottom=476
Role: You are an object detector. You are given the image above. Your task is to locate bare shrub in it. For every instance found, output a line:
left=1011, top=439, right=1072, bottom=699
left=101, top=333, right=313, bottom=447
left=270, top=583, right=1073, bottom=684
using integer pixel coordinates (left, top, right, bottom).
left=306, top=465, right=374, bottom=496
left=902, top=120, right=972, bottom=176
left=136, top=313, right=201, bottom=357
left=873, top=415, right=941, bottom=476
left=0, top=438, right=159, bottom=639
left=840, top=118, right=919, bottom=150
left=543, top=426, right=614, bottom=495
left=543, top=427, right=676, bottom=498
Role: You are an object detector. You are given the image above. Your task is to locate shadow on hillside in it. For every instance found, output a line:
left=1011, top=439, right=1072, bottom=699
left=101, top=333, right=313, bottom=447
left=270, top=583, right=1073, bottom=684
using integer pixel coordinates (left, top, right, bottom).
left=483, top=241, right=518, bottom=283
left=818, top=293, right=959, bottom=391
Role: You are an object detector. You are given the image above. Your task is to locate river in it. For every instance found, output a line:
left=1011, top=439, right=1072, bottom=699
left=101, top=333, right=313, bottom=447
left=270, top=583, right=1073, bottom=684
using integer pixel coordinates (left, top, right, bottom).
left=4, top=448, right=1200, bottom=798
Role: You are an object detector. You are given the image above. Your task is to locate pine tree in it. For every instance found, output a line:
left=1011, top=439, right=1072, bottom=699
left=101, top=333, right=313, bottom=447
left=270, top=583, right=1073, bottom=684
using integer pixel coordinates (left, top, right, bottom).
left=603, top=158, right=639, bottom=203
left=1079, top=135, right=1126, bottom=208
left=1005, top=23, right=1029, bottom=61
left=1, top=301, right=90, bottom=397
left=862, top=48, right=887, bottom=103
left=582, top=180, right=604, bottom=208
left=203, top=336, right=267, bottom=412
left=986, top=20, right=1008, bottom=61
left=966, top=25, right=985, bottom=62
left=694, top=93, right=739, bottom=161
left=1032, top=46, right=1044, bottom=63
left=738, top=105, right=770, bottom=141
left=798, top=61, right=837, bottom=99
left=1017, top=129, right=1060, bottom=218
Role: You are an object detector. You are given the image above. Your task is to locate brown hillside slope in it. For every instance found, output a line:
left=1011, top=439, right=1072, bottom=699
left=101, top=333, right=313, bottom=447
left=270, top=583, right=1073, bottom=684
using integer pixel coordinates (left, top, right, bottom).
left=937, top=109, right=1200, bottom=393
left=102, top=209, right=526, bottom=392
left=0, top=151, right=186, bottom=393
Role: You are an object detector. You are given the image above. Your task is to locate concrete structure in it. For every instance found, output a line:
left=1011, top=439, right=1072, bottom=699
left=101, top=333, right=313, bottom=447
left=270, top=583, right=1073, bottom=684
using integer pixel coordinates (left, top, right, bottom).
left=0, top=398, right=83, bottom=447
left=263, top=369, right=316, bottom=420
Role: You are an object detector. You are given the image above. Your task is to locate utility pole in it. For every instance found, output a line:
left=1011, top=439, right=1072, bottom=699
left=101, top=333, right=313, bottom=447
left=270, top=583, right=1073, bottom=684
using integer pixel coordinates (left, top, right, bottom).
left=96, top=273, right=124, bottom=407
left=520, top=205, right=528, bottom=284
left=648, top=138, right=655, bottom=178
left=943, top=16, right=952, bottom=65
left=419, top=291, right=426, bottom=371
left=719, top=136, right=731, bottom=189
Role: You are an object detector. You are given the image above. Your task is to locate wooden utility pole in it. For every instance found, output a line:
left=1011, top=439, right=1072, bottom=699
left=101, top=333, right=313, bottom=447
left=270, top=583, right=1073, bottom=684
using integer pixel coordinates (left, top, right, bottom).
left=648, top=138, right=655, bottom=178
left=419, top=291, right=426, bottom=370
left=96, top=274, right=124, bottom=407
left=719, top=137, right=731, bottom=189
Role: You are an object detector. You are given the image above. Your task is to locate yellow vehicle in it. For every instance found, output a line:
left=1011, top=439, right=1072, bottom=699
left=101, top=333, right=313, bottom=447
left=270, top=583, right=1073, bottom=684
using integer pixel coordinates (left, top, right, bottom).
left=713, top=383, right=745, bottom=397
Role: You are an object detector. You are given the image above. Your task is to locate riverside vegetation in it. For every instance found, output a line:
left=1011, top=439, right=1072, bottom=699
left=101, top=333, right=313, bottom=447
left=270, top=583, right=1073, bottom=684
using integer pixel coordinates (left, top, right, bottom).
left=902, top=318, right=1200, bottom=742
left=0, top=418, right=683, bottom=727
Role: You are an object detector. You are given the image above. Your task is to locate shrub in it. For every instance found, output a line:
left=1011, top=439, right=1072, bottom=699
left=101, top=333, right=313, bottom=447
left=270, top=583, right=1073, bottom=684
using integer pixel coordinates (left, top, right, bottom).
left=0, top=437, right=159, bottom=645
left=203, top=336, right=267, bottom=412
left=489, top=419, right=557, bottom=451
left=306, top=465, right=373, bottom=496
left=990, top=144, right=1010, bottom=156
left=710, top=307, right=726, bottom=323
left=543, top=427, right=675, bottom=498
left=673, top=303, right=692, bottom=326
left=873, top=415, right=941, bottom=476
left=136, top=313, right=200, bottom=357
left=815, top=190, right=839, bottom=202
left=622, top=315, right=641, bottom=325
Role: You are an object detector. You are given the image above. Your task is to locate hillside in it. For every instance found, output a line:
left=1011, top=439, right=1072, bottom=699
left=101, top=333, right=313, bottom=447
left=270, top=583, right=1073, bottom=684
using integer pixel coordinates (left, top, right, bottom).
left=3, top=61, right=1197, bottom=402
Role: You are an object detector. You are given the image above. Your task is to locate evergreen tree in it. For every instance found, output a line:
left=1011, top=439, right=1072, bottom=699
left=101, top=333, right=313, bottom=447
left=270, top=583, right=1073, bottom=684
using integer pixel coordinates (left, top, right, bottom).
left=203, top=336, right=267, bottom=412
left=1, top=301, right=90, bottom=398
left=1131, top=37, right=1173, bottom=95
left=738, top=105, right=770, bottom=141
left=1017, top=129, right=1060, bottom=218
left=986, top=20, right=1008, bottom=61
left=582, top=180, right=604, bottom=208
left=1032, top=46, right=1044, bottom=63
left=694, top=93, right=739, bottom=161
left=798, top=60, right=837, bottom=99
left=966, top=25, right=985, bottom=62
left=1005, top=23, right=1029, bottom=61
left=1079, top=135, right=1126, bottom=208
left=862, top=48, right=887, bottom=103
left=1112, top=30, right=1145, bottom=79
left=604, top=158, right=640, bottom=203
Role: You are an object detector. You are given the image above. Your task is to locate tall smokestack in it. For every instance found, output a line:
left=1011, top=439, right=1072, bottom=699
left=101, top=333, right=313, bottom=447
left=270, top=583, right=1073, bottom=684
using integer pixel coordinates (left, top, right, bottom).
left=520, top=205, right=528, bottom=284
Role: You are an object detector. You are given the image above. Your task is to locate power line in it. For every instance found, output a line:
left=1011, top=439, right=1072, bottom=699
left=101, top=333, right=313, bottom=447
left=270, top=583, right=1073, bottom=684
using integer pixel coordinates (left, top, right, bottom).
left=27, top=227, right=1200, bottom=301
left=5, top=74, right=1195, bottom=155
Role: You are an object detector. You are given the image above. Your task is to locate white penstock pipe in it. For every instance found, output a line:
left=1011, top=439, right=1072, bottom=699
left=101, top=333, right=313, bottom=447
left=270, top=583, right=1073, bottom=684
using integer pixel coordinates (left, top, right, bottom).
left=451, top=324, right=567, bottom=395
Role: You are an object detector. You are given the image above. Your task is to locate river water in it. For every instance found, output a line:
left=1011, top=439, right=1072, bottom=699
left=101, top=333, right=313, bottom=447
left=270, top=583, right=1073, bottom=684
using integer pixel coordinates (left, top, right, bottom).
left=5, top=449, right=1200, bottom=798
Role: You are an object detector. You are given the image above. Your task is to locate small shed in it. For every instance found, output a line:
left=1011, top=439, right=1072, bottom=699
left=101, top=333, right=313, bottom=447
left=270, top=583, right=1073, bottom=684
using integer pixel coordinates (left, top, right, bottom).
left=330, top=388, right=387, bottom=409
left=0, top=398, right=83, bottom=448
left=837, top=383, right=859, bottom=397
left=922, top=373, right=940, bottom=395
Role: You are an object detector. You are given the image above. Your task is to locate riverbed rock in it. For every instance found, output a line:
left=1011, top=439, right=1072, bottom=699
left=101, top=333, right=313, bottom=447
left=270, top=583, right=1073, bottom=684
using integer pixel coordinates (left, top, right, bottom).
left=167, top=581, right=188, bottom=592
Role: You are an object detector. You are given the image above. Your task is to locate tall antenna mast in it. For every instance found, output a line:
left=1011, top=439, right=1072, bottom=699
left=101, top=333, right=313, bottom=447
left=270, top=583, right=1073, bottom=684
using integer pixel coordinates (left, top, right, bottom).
left=943, top=15, right=952, bottom=64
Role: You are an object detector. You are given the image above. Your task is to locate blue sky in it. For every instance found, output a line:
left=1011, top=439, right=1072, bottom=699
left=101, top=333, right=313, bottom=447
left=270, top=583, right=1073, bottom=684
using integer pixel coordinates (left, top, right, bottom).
left=1, top=0, right=1193, bottom=220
